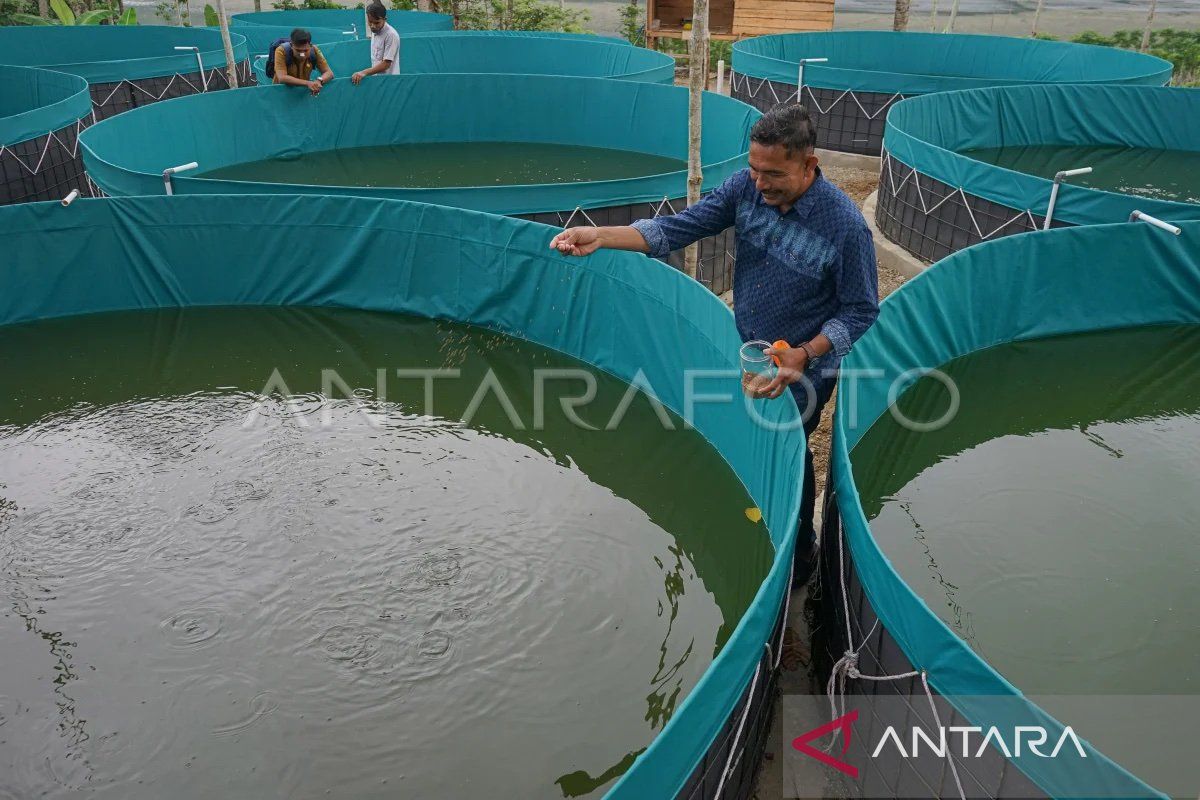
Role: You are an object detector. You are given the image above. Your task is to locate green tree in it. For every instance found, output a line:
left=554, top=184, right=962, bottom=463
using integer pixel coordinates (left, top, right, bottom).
left=1071, top=27, right=1200, bottom=85
left=619, top=0, right=643, bottom=46
left=7, top=0, right=134, bottom=23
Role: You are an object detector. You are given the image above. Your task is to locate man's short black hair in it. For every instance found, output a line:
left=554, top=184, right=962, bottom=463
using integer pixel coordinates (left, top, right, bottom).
left=749, top=104, right=817, bottom=158
left=366, top=2, right=386, bottom=19
left=290, top=28, right=312, bottom=46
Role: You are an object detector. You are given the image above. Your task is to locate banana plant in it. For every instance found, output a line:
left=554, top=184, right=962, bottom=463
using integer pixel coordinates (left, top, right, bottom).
left=9, top=0, right=137, bottom=24
left=203, top=3, right=218, bottom=25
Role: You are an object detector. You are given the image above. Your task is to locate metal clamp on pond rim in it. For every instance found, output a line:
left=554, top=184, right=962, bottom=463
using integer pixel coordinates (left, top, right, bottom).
left=163, top=162, right=199, bottom=196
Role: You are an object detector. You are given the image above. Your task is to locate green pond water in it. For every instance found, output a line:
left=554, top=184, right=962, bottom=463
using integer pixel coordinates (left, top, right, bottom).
left=197, top=142, right=687, bottom=188
left=0, top=306, right=772, bottom=800
left=961, top=144, right=1200, bottom=204
left=853, top=324, right=1200, bottom=697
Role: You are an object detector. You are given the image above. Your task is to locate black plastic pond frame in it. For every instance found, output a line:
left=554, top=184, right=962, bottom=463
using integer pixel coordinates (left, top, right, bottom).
left=88, top=58, right=255, bottom=122
left=874, top=149, right=1069, bottom=264
left=0, top=117, right=90, bottom=206
left=669, top=572, right=786, bottom=800
left=729, top=72, right=904, bottom=157
left=813, top=486, right=1051, bottom=800
left=2, top=59, right=255, bottom=206
left=523, top=198, right=737, bottom=297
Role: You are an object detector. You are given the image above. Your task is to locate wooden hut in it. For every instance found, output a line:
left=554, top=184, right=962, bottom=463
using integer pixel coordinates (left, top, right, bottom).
left=643, top=0, right=834, bottom=48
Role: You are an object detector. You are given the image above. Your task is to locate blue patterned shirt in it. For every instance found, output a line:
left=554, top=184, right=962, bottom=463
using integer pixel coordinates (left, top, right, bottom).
left=631, top=168, right=879, bottom=397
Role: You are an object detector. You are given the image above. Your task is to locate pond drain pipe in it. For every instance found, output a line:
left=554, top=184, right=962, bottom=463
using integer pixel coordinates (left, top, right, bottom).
left=1130, top=210, right=1182, bottom=235
left=163, top=162, right=199, bottom=196
left=795, top=58, right=827, bottom=104
left=174, top=46, right=208, bottom=92
left=60, top=189, right=79, bottom=207
left=1042, top=166, right=1092, bottom=230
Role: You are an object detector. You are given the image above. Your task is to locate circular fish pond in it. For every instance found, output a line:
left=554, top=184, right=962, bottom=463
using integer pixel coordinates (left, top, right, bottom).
left=0, top=25, right=251, bottom=122
left=877, top=83, right=1200, bottom=262
left=0, top=65, right=92, bottom=205
left=79, top=74, right=753, bottom=295
left=730, top=31, right=1172, bottom=156
left=819, top=219, right=1200, bottom=798
left=0, top=193, right=807, bottom=800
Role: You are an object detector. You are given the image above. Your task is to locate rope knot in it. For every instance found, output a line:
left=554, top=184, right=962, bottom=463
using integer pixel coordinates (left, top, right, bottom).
left=841, top=650, right=861, bottom=679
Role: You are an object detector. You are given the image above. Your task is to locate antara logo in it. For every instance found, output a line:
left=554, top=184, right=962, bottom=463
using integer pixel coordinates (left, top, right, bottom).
left=792, top=710, right=1088, bottom=777
left=871, top=725, right=1088, bottom=760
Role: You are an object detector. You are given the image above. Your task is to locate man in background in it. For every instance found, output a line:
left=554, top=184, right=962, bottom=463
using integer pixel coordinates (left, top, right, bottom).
left=352, top=3, right=400, bottom=84
left=270, top=28, right=334, bottom=95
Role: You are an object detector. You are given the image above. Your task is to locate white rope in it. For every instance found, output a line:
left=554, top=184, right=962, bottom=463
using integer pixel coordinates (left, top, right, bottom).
left=730, top=72, right=906, bottom=122
left=824, top=497, right=967, bottom=800
left=90, top=61, right=250, bottom=110
left=922, top=670, right=968, bottom=800
left=713, top=655, right=764, bottom=799
left=882, top=151, right=1039, bottom=241
left=801, top=84, right=903, bottom=120
left=560, top=205, right=598, bottom=228
left=0, top=117, right=90, bottom=177
left=651, top=195, right=679, bottom=217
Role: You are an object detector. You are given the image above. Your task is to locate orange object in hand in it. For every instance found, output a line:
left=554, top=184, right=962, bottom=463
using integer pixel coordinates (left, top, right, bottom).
left=770, top=340, right=790, bottom=367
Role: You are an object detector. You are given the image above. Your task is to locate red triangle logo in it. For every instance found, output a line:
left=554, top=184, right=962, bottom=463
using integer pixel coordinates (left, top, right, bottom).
left=791, top=709, right=860, bottom=778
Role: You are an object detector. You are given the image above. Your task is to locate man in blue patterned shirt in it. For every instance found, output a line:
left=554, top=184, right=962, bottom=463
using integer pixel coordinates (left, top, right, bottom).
left=549, top=104, right=879, bottom=583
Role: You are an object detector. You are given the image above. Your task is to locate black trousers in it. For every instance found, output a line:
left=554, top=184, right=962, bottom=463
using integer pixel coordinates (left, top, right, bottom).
left=796, top=383, right=834, bottom=570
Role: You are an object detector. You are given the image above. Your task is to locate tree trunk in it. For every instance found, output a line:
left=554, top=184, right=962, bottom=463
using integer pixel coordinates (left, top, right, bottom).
left=892, top=0, right=910, bottom=31
left=927, top=0, right=938, bottom=30
left=506, top=0, right=513, bottom=28
left=946, top=0, right=959, bottom=31
left=416, top=0, right=432, bottom=11
left=253, top=0, right=261, bottom=12
left=1030, top=0, right=1044, bottom=36
left=37, top=0, right=49, bottom=17
left=1140, top=0, right=1157, bottom=51
left=215, top=0, right=239, bottom=88
left=683, top=0, right=708, bottom=282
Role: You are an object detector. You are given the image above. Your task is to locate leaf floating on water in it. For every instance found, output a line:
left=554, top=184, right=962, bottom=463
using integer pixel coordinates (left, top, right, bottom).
left=745, top=507, right=762, bottom=523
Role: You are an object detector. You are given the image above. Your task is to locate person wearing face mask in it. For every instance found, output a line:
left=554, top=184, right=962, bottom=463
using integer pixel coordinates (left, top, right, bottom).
left=352, top=3, right=400, bottom=84
left=548, top=103, right=879, bottom=586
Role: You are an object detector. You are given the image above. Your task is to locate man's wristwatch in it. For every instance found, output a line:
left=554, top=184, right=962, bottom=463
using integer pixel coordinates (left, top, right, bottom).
left=800, top=342, right=819, bottom=363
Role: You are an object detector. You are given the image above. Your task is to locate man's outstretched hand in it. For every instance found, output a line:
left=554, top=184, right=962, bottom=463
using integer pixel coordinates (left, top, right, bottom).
left=549, top=227, right=603, bottom=257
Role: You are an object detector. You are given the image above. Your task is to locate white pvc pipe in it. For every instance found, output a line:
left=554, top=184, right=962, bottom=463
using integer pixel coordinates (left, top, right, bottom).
left=1042, top=166, right=1092, bottom=230
left=175, top=46, right=207, bottom=91
left=1129, top=210, right=1182, bottom=235
left=716, top=59, right=725, bottom=94
left=60, top=189, right=80, bottom=207
left=162, top=162, right=200, bottom=196
left=795, top=57, right=827, bottom=104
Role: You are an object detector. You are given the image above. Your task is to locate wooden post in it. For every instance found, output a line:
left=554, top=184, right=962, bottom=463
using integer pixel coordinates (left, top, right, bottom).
left=1140, top=0, right=1157, bottom=52
left=215, top=0, right=239, bottom=89
left=682, top=0, right=708, bottom=281
left=892, top=0, right=910, bottom=31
